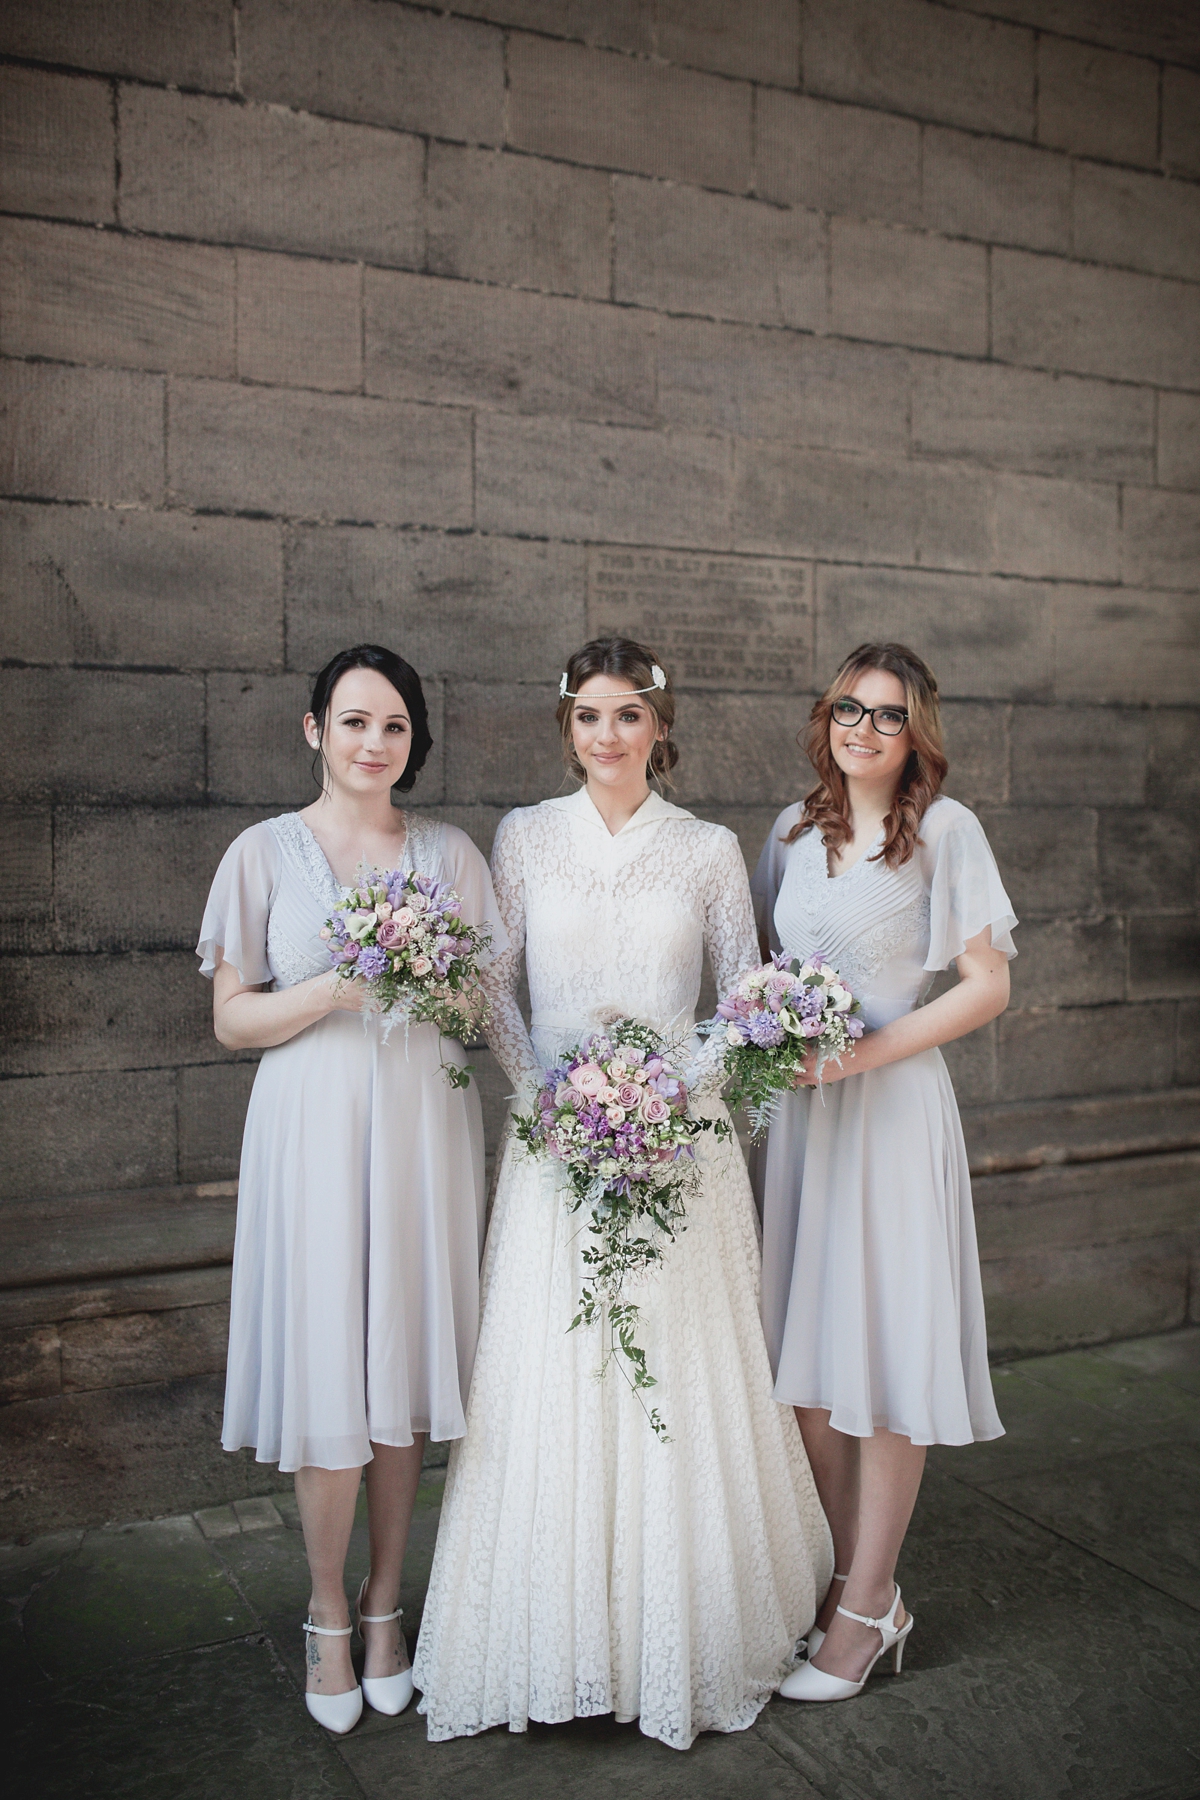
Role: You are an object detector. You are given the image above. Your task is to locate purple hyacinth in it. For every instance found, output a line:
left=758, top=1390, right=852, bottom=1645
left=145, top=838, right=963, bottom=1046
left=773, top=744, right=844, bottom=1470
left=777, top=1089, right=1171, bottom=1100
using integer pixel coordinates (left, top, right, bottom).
left=356, top=946, right=388, bottom=980
left=748, top=1012, right=786, bottom=1048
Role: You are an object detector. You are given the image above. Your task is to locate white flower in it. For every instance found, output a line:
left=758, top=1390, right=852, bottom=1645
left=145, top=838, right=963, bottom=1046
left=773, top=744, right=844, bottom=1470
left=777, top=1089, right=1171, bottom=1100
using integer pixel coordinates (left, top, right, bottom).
left=599, top=1157, right=619, bottom=1177
left=829, top=984, right=852, bottom=1012
left=345, top=910, right=377, bottom=941
left=725, top=1024, right=743, bottom=1045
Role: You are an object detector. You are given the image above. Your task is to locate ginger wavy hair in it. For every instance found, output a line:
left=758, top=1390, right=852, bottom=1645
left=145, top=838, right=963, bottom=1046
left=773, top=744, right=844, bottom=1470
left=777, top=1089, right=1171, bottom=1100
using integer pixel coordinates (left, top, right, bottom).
left=555, top=637, right=679, bottom=788
left=786, top=643, right=948, bottom=868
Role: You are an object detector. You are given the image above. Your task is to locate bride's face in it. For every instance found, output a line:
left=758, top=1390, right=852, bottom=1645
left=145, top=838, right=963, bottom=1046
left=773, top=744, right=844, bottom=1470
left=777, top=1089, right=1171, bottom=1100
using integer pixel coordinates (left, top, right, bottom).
left=571, top=675, right=664, bottom=792
left=304, top=667, right=412, bottom=798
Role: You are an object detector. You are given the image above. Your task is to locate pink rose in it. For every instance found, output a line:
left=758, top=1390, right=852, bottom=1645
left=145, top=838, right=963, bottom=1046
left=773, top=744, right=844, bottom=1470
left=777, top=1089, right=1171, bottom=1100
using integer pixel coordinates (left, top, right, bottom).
left=393, top=906, right=416, bottom=928
left=598, top=1084, right=620, bottom=1106
left=377, top=919, right=404, bottom=948
left=411, top=954, right=432, bottom=976
left=802, top=1016, right=823, bottom=1036
left=616, top=1082, right=641, bottom=1110
left=569, top=1062, right=607, bottom=1098
left=640, top=1093, right=669, bottom=1125
left=606, top=1106, right=626, bottom=1126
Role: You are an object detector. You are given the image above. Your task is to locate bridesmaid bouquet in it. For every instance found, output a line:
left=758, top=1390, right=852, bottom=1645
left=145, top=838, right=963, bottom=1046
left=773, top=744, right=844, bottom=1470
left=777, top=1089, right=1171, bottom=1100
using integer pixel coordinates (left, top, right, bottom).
left=513, top=1018, right=729, bottom=1440
left=702, top=954, right=865, bottom=1136
left=320, top=867, right=491, bottom=1088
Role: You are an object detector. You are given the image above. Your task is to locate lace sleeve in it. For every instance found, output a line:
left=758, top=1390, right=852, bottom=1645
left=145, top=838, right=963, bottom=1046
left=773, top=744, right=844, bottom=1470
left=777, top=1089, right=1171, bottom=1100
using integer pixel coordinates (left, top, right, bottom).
left=687, top=828, right=762, bottom=1098
left=481, top=812, right=542, bottom=1101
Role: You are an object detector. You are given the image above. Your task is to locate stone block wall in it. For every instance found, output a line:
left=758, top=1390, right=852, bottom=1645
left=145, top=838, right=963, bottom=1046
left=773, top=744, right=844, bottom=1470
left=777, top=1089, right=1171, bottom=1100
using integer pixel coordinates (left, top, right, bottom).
left=1, top=0, right=1198, bottom=1526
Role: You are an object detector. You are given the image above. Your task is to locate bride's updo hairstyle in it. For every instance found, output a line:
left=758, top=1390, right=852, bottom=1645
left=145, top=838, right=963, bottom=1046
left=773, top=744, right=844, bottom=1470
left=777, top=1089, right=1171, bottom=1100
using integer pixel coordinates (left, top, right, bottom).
left=788, top=642, right=948, bottom=868
left=309, top=643, right=433, bottom=793
left=556, top=637, right=679, bottom=788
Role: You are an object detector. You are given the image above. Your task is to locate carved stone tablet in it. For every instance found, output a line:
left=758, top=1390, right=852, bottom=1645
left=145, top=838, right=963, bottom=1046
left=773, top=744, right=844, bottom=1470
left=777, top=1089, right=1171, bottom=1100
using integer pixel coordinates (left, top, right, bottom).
left=586, top=548, right=811, bottom=689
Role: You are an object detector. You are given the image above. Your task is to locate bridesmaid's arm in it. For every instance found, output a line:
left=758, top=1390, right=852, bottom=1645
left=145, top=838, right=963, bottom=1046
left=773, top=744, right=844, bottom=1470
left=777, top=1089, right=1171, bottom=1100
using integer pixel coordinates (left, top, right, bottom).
left=211, top=951, right=365, bottom=1050
left=800, top=928, right=1010, bottom=1086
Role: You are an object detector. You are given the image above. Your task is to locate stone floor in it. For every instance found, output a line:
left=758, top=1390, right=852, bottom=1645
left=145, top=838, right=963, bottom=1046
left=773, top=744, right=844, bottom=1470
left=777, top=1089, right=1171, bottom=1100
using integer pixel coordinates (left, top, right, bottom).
left=4, top=1328, right=1199, bottom=1800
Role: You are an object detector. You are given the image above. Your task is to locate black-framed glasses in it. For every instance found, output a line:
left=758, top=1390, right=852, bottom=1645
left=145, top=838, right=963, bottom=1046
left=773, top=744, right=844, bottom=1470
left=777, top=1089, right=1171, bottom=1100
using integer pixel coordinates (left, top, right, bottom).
left=831, top=698, right=909, bottom=736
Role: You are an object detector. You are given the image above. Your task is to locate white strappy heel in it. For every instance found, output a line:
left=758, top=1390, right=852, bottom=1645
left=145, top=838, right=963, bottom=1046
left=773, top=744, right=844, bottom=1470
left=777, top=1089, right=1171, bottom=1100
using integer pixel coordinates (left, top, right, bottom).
left=781, top=1584, right=913, bottom=1702
left=356, top=1575, right=414, bottom=1716
left=803, top=1570, right=850, bottom=1661
left=301, top=1618, right=363, bottom=1733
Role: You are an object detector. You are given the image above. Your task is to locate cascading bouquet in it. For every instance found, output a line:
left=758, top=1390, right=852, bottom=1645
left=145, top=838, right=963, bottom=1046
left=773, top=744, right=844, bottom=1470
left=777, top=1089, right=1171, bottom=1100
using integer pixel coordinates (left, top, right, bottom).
left=700, top=954, right=865, bottom=1136
left=513, top=1018, right=729, bottom=1440
left=320, top=867, right=491, bottom=1088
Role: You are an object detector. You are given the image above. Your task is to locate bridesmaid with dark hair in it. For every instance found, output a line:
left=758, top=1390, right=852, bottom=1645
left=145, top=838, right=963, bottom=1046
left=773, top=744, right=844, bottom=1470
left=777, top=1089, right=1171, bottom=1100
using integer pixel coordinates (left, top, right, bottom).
left=197, top=644, right=506, bottom=1734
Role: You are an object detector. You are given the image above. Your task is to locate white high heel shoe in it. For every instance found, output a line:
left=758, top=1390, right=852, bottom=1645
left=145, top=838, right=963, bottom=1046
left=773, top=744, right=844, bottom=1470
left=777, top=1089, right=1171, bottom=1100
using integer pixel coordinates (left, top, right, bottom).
left=804, top=1571, right=850, bottom=1661
left=781, top=1585, right=913, bottom=1702
left=301, top=1618, right=363, bottom=1733
left=356, top=1575, right=414, bottom=1716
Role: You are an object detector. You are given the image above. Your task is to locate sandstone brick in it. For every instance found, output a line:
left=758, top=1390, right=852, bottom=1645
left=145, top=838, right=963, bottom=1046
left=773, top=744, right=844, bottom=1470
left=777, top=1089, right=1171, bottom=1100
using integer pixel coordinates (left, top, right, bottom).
left=1144, top=712, right=1200, bottom=813
left=992, top=249, right=1200, bottom=388
left=911, top=357, right=1155, bottom=483
left=120, top=87, right=422, bottom=267
left=991, top=473, right=1119, bottom=582
left=1036, top=37, right=1159, bottom=168
left=1, top=669, right=204, bottom=804
left=671, top=694, right=809, bottom=808
left=0, top=0, right=235, bottom=89
left=0, top=952, right=217, bottom=1078
left=815, top=567, right=1054, bottom=701
left=1, top=221, right=235, bottom=385
left=0, top=67, right=114, bottom=223
left=427, top=144, right=610, bottom=299
left=925, top=127, right=1070, bottom=255
left=0, top=1324, right=62, bottom=1403
left=236, top=252, right=361, bottom=394
left=1100, top=810, right=1198, bottom=915
left=1007, top=917, right=1127, bottom=1009
left=613, top=178, right=825, bottom=331
left=831, top=220, right=987, bottom=356
left=1053, top=588, right=1200, bottom=706
left=1010, top=706, right=1148, bottom=807
left=54, top=806, right=268, bottom=954
left=1179, top=1002, right=1200, bottom=1085
left=506, top=34, right=752, bottom=191
left=1158, top=393, right=1200, bottom=492
left=1074, top=164, right=1200, bottom=286
left=0, top=1068, right=178, bottom=1201
left=587, top=547, right=812, bottom=692
left=450, top=1, right=653, bottom=56
left=444, top=683, right=565, bottom=807
left=205, top=671, right=331, bottom=807
left=996, top=1001, right=1177, bottom=1102
left=285, top=528, right=585, bottom=683
left=925, top=0, right=1200, bottom=67
left=803, top=0, right=1035, bottom=138
left=60, top=1302, right=230, bottom=1392
left=178, top=1063, right=258, bottom=1183
left=0, top=361, right=163, bottom=506
left=733, top=443, right=992, bottom=573
left=0, top=503, right=282, bottom=671
left=1121, top=488, right=1200, bottom=591
left=239, top=0, right=504, bottom=144
left=940, top=703, right=1010, bottom=810
left=476, top=414, right=732, bottom=550
left=977, top=806, right=1098, bottom=915
left=940, top=1020, right=997, bottom=1107
left=1162, top=67, right=1200, bottom=180
left=0, top=808, right=53, bottom=956
left=655, top=318, right=908, bottom=455
left=982, top=1234, right=1191, bottom=1356
left=754, top=89, right=920, bottom=225
left=655, top=0, right=800, bottom=83
left=364, top=271, right=655, bottom=426
left=168, top=380, right=473, bottom=528
left=1129, top=916, right=1200, bottom=1001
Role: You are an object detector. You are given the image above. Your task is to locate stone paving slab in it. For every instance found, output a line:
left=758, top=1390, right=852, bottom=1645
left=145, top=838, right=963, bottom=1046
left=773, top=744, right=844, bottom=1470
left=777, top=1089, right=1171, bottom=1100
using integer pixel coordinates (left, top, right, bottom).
left=4, top=1332, right=1198, bottom=1799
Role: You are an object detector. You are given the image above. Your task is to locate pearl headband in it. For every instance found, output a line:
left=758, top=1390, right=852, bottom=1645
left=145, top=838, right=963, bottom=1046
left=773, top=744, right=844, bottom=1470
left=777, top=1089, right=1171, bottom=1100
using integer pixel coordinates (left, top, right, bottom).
left=559, top=664, right=668, bottom=699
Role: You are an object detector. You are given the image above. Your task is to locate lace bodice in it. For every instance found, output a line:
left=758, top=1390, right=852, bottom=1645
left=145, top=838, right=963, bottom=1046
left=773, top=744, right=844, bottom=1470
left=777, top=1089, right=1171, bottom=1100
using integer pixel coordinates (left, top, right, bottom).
left=751, top=796, right=1017, bottom=1031
left=482, top=787, right=759, bottom=1098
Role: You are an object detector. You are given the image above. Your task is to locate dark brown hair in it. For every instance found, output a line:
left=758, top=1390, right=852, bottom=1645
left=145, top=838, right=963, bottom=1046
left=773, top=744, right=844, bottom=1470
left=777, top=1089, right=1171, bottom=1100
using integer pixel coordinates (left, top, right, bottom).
left=787, top=643, right=948, bottom=868
left=309, top=643, right=432, bottom=793
left=555, top=637, right=679, bottom=788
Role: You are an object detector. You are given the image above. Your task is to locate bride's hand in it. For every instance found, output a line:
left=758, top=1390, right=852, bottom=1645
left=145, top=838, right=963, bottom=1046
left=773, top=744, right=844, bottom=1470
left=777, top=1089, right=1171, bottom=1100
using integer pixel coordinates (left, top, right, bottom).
left=322, top=969, right=369, bottom=1013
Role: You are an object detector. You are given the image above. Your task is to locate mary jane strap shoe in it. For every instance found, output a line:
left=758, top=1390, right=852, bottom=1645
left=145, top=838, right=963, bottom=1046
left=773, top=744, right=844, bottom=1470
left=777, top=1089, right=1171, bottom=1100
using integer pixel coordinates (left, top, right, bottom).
left=781, top=1585, right=913, bottom=1703
left=301, top=1620, right=363, bottom=1734
left=356, top=1575, right=415, bottom=1716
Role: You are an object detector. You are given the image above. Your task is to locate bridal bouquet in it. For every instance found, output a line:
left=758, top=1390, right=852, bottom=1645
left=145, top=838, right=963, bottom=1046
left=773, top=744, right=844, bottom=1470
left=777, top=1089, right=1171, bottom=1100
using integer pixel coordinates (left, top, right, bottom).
left=513, top=1018, right=729, bottom=1440
left=701, top=954, right=865, bottom=1136
left=320, top=867, right=491, bottom=1088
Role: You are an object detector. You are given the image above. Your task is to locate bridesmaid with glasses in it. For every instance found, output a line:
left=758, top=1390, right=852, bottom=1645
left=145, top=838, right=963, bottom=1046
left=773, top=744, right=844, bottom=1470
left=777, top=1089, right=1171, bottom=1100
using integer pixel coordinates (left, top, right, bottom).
left=751, top=643, right=1017, bottom=1704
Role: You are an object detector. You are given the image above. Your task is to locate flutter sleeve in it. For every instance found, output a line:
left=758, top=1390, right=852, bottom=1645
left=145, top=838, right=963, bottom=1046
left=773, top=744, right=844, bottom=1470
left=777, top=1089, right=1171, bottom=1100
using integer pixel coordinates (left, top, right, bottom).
left=750, top=804, right=801, bottom=953
left=921, top=803, right=1018, bottom=972
left=480, top=811, right=541, bottom=1101
left=438, top=824, right=510, bottom=965
left=196, top=823, right=280, bottom=985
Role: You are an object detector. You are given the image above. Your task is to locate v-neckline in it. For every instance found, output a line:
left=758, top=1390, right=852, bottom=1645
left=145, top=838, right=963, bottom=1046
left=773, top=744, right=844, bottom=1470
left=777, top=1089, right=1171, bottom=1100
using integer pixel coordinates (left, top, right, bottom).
left=824, top=824, right=884, bottom=882
left=295, top=811, right=409, bottom=892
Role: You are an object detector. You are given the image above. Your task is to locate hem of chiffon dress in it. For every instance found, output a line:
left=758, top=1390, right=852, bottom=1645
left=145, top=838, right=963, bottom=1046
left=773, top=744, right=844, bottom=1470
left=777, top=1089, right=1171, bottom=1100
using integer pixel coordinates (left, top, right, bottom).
left=768, top=1394, right=1005, bottom=1447
left=222, top=1425, right=465, bottom=1473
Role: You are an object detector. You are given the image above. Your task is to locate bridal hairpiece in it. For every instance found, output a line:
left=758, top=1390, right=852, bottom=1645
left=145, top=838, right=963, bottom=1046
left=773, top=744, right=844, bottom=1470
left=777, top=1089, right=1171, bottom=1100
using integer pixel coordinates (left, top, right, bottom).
left=559, top=664, right=668, bottom=699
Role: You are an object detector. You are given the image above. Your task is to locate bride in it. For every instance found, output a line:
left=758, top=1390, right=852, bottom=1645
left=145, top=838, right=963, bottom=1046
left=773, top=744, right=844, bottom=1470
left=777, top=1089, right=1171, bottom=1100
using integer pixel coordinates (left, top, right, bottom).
left=413, top=638, right=832, bottom=1751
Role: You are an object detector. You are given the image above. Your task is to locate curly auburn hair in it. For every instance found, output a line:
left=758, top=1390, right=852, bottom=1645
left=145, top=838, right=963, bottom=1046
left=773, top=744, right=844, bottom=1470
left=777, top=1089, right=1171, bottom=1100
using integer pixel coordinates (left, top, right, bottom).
left=555, top=637, right=679, bottom=788
left=786, top=643, right=948, bottom=868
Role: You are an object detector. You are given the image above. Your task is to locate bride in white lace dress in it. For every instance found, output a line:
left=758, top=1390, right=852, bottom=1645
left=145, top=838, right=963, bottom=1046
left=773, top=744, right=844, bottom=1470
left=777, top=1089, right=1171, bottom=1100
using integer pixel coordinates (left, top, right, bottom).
left=413, top=639, right=832, bottom=1752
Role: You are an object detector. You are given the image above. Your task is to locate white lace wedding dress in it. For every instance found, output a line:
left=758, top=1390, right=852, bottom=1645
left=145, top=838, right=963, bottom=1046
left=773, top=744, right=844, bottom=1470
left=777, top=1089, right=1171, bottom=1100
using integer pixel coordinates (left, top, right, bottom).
left=413, top=787, right=832, bottom=1751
